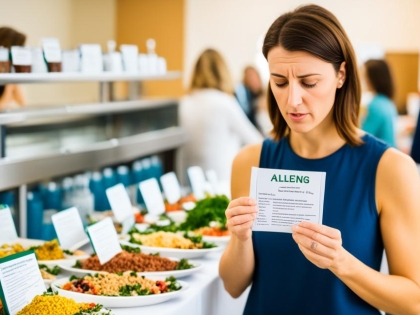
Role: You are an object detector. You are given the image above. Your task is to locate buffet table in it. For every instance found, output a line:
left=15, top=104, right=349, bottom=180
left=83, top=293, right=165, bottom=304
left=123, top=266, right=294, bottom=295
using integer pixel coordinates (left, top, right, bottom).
left=111, top=251, right=250, bottom=315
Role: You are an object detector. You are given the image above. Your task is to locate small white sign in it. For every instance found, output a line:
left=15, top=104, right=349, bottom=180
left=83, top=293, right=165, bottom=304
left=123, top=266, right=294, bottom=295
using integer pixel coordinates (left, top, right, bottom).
left=120, top=44, right=138, bottom=73
left=41, top=38, right=62, bottom=62
left=160, top=172, right=181, bottom=204
left=87, top=217, right=122, bottom=265
left=139, top=178, right=165, bottom=215
left=0, top=252, right=45, bottom=315
left=250, top=167, right=326, bottom=233
left=187, top=166, right=207, bottom=200
left=106, top=184, right=135, bottom=223
left=79, top=44, right=103, bottom=73
left=0, top=207, right=18, bottom=244
left=11, top=46, right=32, bottom=66
left=0, top=48, right=8, bottom=61
left=52, top=207, right=88, bottom=250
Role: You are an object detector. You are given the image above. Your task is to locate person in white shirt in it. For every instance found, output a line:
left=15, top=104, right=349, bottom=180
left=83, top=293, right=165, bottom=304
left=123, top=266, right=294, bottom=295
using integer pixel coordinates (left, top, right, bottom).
left=177, top=49, right=263, bottom=186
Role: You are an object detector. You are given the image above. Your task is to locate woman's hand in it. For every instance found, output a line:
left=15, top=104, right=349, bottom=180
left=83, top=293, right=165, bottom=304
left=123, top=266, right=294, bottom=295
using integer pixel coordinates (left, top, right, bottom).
left=225, top=197, right=258, bottom=242
left=292, top=221, right=349, bottom=275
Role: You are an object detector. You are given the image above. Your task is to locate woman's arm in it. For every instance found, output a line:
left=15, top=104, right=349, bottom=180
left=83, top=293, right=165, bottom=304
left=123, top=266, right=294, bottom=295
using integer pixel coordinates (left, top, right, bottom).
left=226, top=96, right=263, bottom=145
left=219, top=143, right=261, bottom=298
left=292, top=148, right=420, bottom=314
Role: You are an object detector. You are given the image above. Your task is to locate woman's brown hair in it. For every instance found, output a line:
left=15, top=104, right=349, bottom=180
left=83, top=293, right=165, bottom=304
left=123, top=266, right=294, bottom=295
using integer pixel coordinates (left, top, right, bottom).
left=189, top=48, right=234, bottom=95
left=364, top=59, right=394, bottom=99
left=0, top=27, right=26, bottom=49
left=263, top=4, right=362, bottom=145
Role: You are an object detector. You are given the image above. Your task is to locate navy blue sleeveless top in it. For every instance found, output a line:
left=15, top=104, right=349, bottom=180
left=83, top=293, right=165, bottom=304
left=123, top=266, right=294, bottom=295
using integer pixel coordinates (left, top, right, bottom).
left=244, top=134, right=388, bottom=315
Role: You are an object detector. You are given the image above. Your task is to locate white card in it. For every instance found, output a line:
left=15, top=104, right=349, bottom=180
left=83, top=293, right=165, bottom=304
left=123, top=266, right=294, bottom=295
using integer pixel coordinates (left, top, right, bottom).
left=52, top=207, right=88, bottom=250
left=106, top=184, right=135, bottom=223
left=0, top=207, right=18, bottom=244
left=120, top=44, right=139, bottom=73
left=251, top=167, right=326, bottom=233
left=0, top=252, right=45, bottom=315
left=187, top=166, right=207, bottom=200
left=86, top=217, right=122, bottom=264
left=160, top=172, right=181, bottom=204
left=79, top=44, right=103, bottom=73
left=11, top=46, right=32, bottom=66
left=139, top=178, right=165, bottom=215
left=0, top=48, right=8, bottom=61
left=41, top=38, right=62, bottom=62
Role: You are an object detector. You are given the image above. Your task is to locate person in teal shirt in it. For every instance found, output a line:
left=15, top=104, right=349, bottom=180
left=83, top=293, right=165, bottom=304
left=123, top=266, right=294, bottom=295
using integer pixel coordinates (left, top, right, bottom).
left=362, top=59, right=398, bottom=147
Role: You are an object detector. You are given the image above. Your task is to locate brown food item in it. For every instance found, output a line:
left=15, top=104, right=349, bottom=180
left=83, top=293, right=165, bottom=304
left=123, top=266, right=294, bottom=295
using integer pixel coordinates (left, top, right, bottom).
left=0, top=61, right=10, bottom=73
left=14, top=65, right=31, bottom=73
left=80, top=250, right=178, bottom=273
left=47, top=62, right=61, bottom=72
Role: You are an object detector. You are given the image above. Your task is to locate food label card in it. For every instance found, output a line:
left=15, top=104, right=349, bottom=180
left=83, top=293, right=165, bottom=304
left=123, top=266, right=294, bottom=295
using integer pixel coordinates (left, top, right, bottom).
left=86, top=217, right=122, bottom=265
left=0, top=251, right=45, bottom=315
left=79, top=44, right=103, bottom=73
left=139, top=178, right=165, bottom=215
left=0, top=206, right=18, bottom=244
left=187, top=166, right=207, bottom=200
left=41, top=38, right=62, bottom=62
left=250, top=167, right=326, bottom=233
left=160, top=172, right=181, bottom=204
left=120, top=44, right=138, bottom=73
left=106, top=184, right=135, bottom=235
left=11, top=47, right=32, bottom=66
left=52, top=207, right=88, bottom=251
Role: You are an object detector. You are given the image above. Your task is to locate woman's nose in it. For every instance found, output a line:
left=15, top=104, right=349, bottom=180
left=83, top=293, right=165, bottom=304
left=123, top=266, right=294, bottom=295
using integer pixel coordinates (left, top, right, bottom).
left=287, top=83, right=303, bottom=107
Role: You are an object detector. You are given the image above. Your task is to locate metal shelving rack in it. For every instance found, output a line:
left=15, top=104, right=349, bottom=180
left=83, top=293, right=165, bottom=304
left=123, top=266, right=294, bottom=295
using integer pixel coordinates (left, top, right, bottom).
left=0, top=71, right=187, bottom=236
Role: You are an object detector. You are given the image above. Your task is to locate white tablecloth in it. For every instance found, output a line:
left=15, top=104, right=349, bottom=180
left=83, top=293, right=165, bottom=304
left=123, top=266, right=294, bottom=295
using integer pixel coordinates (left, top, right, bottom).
left=111, top=251, right=250, bottom=315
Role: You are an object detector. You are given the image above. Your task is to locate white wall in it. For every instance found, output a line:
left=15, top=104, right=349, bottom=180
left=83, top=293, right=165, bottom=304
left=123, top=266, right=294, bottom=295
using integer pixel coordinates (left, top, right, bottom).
left=185, top=0, right=420, bottom=86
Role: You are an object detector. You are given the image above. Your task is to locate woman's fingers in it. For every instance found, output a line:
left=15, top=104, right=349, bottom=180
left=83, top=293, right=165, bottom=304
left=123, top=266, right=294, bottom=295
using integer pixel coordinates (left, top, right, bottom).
left=297, top=221, right=342, bottom=241
left=292, top=224, right=341, bottom=249
left=227, top=213, right=257, bottom=227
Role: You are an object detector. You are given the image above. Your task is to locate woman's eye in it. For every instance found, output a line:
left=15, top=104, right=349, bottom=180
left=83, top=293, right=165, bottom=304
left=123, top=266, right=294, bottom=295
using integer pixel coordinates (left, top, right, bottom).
left=275, top=82, right=288, bottom=88
left=302, top=81, right=317, bottom=88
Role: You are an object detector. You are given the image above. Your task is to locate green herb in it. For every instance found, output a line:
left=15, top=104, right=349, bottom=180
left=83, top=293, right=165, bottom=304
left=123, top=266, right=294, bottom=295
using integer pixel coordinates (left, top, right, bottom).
left=121, top=244, right=141, bottom=253
left=69, top=275, right=82, bottom=281
left=150, top=252, right=160, bottom=256
left=176, top=259, right=193, bottom=270
left=129, top=235, right=143, bottom=245
left=42, top=289, right=56, bottom=296
left=73, top=260, right=83, bottom=268
left=116, top=272, right=123, bottom=276
left=183, top=233, right=217, bottom=248
left=63, top=249, right=74, bottom=255
left=38, top=264, right=61, bottom=275
left=130, top=271, right=137, bottom=277
left=179, top=195, right=229, bottom=231
left=119, top=284, right=150, bottom=296
left=165, top=276, right=182, bottom=291
left=73, top=303, right=112, bottom=315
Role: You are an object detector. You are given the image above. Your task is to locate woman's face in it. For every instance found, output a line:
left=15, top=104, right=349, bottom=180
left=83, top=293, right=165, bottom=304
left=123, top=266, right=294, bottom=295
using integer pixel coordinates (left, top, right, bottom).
left=267, top=46, right=345, bottom=135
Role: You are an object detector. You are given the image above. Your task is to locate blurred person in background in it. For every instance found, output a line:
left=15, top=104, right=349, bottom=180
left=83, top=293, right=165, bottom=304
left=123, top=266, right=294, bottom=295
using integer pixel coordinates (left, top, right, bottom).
left=235, top=66, right=263, bottom=128
left=177, top=49, right=263, bottom=185
left=0, top=26, right=26, bottom=110
left=361, top=59, right=397, bottom=147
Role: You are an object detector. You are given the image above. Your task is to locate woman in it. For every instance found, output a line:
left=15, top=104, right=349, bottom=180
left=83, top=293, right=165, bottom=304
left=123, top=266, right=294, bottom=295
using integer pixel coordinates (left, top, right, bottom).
left=178, top=49, right=262, bottom=185
left=362, top=59, right=398, bottom=147
left=0, top=26, right=26, bottom=109
left=219, top=5, right=420, bottom=315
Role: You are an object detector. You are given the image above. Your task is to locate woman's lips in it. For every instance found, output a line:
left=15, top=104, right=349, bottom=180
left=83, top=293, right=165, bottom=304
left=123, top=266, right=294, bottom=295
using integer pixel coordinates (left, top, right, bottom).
left=289, top=113, right=308, bottom=121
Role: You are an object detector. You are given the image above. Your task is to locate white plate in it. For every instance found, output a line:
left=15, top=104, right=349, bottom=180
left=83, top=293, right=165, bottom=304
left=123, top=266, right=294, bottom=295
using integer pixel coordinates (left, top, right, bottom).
left=202, top=235, right=231, bottom=247
left=58, top=258, right=202, bottom=278
left=119, top=240, right=223, bottom=259
left=52, top=277, right=189, bottom=308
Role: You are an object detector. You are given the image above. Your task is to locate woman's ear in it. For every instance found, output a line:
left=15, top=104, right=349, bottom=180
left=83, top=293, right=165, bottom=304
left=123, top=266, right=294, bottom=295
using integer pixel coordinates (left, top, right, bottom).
left=337, top=61, right=346, bottom=88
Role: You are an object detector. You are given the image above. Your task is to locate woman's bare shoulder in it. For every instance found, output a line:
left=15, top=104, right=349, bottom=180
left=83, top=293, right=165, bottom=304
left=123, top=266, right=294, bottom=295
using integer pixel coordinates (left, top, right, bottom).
left=231, top=143, right=263, bottom=198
